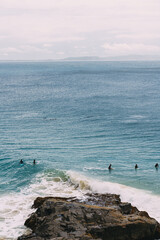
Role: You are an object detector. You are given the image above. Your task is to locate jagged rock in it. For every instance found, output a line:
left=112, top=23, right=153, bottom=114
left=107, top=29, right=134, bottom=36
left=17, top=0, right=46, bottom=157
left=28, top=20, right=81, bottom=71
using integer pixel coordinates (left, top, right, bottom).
left=119, top=202, right=132, bottom=214
left=17, top=193, right=160, bottom=240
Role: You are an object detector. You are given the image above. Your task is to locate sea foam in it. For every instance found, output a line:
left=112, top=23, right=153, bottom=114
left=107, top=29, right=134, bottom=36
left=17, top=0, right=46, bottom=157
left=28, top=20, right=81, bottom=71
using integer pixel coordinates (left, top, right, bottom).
left=67, top=170, right=160, bottom=222
left=0, top=170, right=160, bottom=240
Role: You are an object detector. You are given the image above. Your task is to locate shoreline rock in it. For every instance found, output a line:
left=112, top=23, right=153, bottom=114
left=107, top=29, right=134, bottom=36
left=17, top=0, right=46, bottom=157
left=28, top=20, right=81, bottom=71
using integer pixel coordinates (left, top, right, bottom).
left=18, top=193, right=160, bottom=240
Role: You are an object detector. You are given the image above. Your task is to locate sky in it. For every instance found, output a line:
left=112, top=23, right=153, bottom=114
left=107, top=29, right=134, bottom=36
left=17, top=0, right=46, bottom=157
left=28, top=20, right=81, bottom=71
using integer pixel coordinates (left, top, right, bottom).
left=0, top=0, right=160, bottom=60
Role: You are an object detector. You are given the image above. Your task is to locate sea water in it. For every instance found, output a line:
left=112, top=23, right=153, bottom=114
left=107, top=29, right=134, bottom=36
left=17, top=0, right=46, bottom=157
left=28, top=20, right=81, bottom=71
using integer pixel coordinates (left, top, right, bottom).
left=0, top=61, right=160, bottom=239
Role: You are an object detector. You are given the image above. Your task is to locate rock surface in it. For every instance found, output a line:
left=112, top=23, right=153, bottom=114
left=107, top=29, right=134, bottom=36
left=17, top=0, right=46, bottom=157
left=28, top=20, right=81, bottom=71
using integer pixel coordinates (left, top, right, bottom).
left=18, top=193, right=160, bottom=240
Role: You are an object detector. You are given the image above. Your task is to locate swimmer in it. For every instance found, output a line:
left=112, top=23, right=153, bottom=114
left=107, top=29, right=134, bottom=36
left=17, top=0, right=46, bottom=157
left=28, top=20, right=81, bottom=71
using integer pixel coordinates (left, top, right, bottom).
left=33, top=159, right=36, bottom=165
left=20, top=159, right=23, bottom=164
left=108, top=164, right=112, bottom=170
left=155, top=163, right=159, bottom=168
left=135, top=164, right=138, bottom=169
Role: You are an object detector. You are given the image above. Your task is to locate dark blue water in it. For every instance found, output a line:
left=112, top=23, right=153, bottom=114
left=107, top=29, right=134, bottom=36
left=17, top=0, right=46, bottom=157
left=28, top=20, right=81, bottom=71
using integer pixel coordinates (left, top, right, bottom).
left=0, top=61, right=160, bottom=194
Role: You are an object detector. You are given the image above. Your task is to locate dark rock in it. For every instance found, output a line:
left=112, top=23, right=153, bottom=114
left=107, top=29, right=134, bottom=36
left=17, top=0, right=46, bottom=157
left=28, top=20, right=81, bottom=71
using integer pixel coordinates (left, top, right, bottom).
left=32, top=196, right=76, bottom=209
left=119, top=202, right=132, bottom=214
left=18, top=193, right=160, bottom=240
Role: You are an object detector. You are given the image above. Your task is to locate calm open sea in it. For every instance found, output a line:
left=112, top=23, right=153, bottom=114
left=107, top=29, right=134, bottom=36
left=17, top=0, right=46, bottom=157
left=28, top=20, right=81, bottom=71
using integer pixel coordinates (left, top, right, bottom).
left=0, top=61, right=160, bottom=239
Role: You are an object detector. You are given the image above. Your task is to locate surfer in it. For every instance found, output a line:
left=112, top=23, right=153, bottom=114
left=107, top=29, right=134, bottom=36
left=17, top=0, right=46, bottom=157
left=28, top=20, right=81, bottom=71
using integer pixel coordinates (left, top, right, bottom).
left=33, top=159, right=36, bottom=165
left=135, top=164, right=138, bottom=169
left=108, top=164, right=112, bottom=170
left=155, top=163, right=159, bottom=169
left=20, top=159, right=23, bottom=164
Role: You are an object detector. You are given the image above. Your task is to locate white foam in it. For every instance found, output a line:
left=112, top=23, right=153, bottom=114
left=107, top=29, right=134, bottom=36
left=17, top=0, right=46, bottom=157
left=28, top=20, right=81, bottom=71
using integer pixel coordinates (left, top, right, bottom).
left=67, top=170, right=160, bottom=222
left=130, top=114, right=146, bottom=119
left=0, top=192, right=33, bottom=240
left=0, top=172, right=86, bottom=240
left=83, top=166, right=108, bottom=171
left=122, top=114, right=147, bottom=124
left=15, top=112, right=39, bottom=119
left=1, top=170, right=160, bottom=240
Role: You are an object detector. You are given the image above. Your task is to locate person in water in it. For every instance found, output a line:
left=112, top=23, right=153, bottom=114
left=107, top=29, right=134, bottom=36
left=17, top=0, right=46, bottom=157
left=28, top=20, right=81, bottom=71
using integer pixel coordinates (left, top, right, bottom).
left=20, top=159, right=23, bottom=164
left=33, top=159, right=36, bottom=164
left=155, top=163, right=159, bottom=168
left=135, top=164, right=138, bottom=169
left=108, top=164, right=112, bottom=170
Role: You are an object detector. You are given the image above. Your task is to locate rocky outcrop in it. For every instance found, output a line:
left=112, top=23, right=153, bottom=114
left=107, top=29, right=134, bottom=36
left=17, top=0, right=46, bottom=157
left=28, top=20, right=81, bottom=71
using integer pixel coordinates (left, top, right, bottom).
left=18, top=193, right=160, bottom=240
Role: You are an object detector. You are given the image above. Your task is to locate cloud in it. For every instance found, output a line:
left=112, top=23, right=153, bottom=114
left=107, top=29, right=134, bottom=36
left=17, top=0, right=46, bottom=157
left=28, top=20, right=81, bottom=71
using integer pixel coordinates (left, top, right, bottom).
left=102, top=43, right=160, bottom=56
left=0, top=0, right=160, bottom=59
left=0, top=0, right=159, bottom=12
left=116, top=34, right=160, bottom=41
left=43, top=43, right=53, bottom=48
left=35, top=37, right=85, bottom=44
left=56, top=51, right=65, bottom=55
left=0, top=35, right=8, bottom=39
left=0, top=47, right=22, bottom=53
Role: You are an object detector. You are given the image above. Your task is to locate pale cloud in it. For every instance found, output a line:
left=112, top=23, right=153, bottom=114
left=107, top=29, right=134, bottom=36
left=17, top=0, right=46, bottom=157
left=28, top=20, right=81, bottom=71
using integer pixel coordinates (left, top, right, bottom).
left=0, top=0, right=159, bottom=13
left=0, top=47, right=22, bottom=53
left=0, top=35, right=8, bottom=39
left=102, top=43, right=160, bottom=56
left=116, top=34, right=160, bottom=41
left=74, top=46, right=86, bottom=49
left=35, top=37, right=85, bottom=44
left=0, top=47, right=22, bottom=58
left=0, top=0, right=160, bottom=59
left=43, top=44, right=53, bottom=48
left=19, top=45, right=51, bottom=53
left=56, top=52, right=65, bottom=55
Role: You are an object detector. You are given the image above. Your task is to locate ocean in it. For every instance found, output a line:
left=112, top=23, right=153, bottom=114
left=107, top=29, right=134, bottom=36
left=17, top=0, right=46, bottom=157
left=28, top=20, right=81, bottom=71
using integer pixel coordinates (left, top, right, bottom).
left=0, top=61, right=160, bottom=239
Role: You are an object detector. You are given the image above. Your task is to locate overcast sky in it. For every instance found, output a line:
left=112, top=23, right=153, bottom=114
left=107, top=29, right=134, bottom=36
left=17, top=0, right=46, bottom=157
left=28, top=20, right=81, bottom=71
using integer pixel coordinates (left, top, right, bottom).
left=0, top=0, right=160, bottom=60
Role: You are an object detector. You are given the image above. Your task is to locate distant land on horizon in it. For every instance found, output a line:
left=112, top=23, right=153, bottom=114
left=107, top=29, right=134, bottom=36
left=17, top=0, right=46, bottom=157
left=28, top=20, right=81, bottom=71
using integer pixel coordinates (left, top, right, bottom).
left=62, top=55, right=160, bottom=61
left=0, top=55, right=160, bottom=62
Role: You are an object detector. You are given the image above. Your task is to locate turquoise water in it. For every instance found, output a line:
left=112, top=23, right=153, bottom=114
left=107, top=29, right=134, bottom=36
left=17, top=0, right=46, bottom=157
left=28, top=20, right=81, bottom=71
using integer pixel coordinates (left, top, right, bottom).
left=0, top=61, right=160, bottom=238
left=1, top=61, right=160, bottom=194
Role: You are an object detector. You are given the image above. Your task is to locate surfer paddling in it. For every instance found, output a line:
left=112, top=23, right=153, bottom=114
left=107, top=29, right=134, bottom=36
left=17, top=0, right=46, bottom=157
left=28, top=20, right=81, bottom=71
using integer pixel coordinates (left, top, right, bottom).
left=135, top=164, right=138, bottom=169
left=20, top=159, right=23, bottom=164
left=155, top=163, right=159, bottom=169
left=108, top=164, right=113, bottom=171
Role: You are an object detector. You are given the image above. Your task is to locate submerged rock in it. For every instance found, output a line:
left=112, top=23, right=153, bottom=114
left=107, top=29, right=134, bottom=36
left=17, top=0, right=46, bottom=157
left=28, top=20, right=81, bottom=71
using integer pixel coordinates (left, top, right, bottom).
left=18, top=193, right=160, bottom=240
